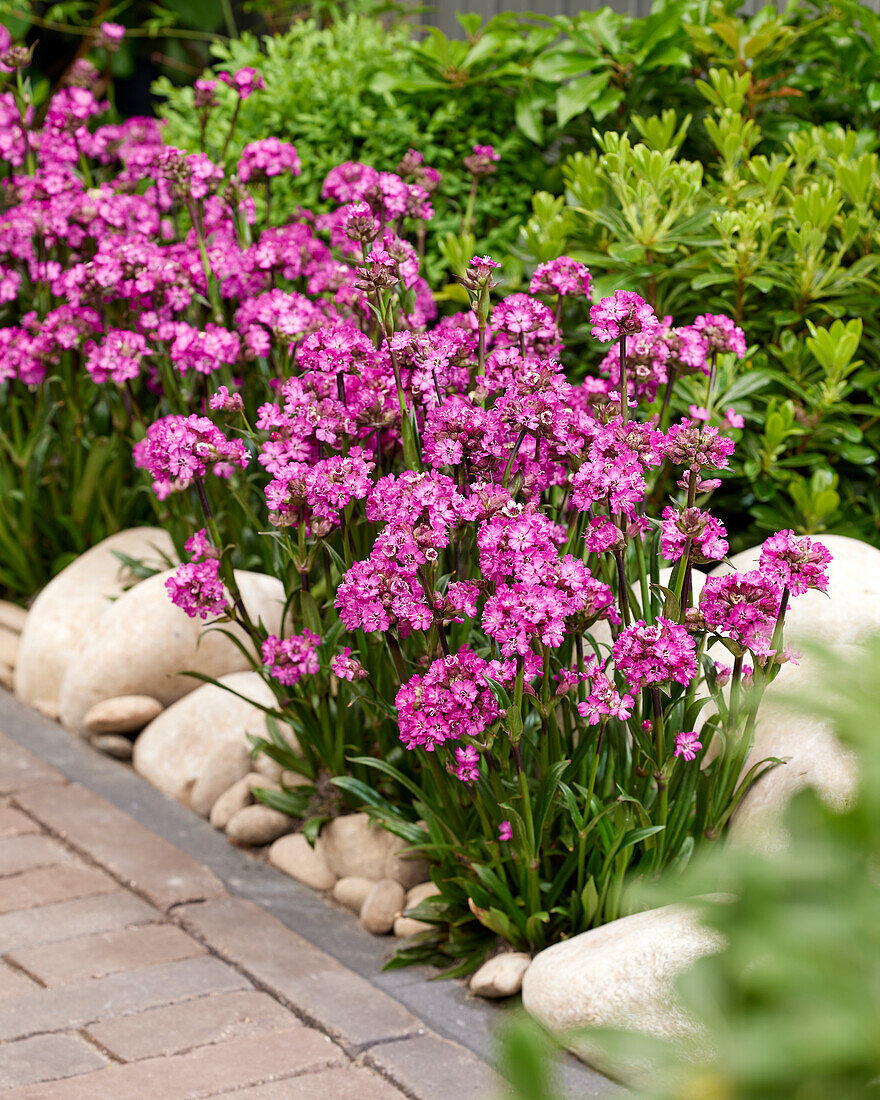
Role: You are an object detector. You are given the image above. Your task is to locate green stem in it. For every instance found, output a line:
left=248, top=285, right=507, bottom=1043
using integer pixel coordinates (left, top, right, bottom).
left=502, top=428, right=528, bottom=489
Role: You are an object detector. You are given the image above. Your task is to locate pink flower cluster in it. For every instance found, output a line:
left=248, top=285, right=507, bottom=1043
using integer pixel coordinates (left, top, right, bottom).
left=396, top=648, right=500, bottom=752
left=612, top=617, right=698, bottom=692
left=237, top=139, right=302, bottom=183
left=529, top=257, right=592, bottom=299
left=133, top=415, right=249, bottom=498
left=759, top=530, right=831, bottom=595
left=262, top=631, right=321, bottom=686
left=84, top=329, right=149, bottom=385
left=165, top=559, right=226, bottom=620
left=590, top=291, right=657, bottom=342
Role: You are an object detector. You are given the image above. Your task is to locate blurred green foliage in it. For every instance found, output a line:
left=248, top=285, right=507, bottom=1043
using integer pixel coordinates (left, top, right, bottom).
left=496, top=639, right=880, bottom=1100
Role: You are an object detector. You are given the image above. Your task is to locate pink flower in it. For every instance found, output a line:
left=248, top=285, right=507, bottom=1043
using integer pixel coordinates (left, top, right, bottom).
left=84, top=329, right=149, bottom=385
left=590, top=290, right=656, bottom=342
left=184, top=528, right=219, bottom=562
left=210, top=385, right=244, bottom=413
left=700, top=571, right=781, bottom=656
left=661, top=506, right=728, bottom=564
left=331, top=648, right=368, bottom=682
left=194, top=79, right=217, bottom=109
left=674, top=730, right=702, bottom=762
left=469, top=254, right=501, bottom=284
left=693, top=313, right=747, bottom=359
left=529, top=257, right=592, bottom=299
left=262, top=631, right=321, bottom=686
left=134, top=415, right=249, bottom=497
left=464, top=145, right=500, bottom=176
left=664, top=419, right=735, bottom=472
left=725, top=408, right=745, bottom=429
left=584, top=515, right=624, bottom=555
left=759, top=531, right=832, bottom=596
left=454, top=745, right=481, bottom=783
left=612, top=617, right=698, bottom=692
left=165, top=559, right=226, bottom=620
left=396, top=648, right=500, bottom=752
left=218, top=67, right=265, bottom=100
left=576, top=661, right=633, bottom=724
left=237, top=138, right=301, bottom=183
left=98, top=23, right=125, bottom=51
left=687, top=404, right=711, bottom=422
left=498, top=820, right=513, bottom=842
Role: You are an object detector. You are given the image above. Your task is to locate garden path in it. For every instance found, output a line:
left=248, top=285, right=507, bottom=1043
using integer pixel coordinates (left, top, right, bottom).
left=0, top=721, right=503, bottom=1099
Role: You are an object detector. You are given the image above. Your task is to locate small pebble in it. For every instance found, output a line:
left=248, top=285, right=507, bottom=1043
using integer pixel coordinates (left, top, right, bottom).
left=89, top=734, right=134, bottom=761
left=360, top=879, right=405, bottom=935
left=269, top=834, right=336, bottom=890
left=226, top=803, right=291, bottom=846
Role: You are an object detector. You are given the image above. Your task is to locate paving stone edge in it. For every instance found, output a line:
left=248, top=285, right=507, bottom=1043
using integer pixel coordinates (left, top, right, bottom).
left=0, top=688, right=614, bottom=1099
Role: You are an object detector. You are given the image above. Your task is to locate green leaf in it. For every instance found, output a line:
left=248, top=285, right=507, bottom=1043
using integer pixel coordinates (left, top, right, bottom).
left=515, top=90, right=545, bottom=144
left=252, top=786, right=311, bottom=818
left=555, top=72, right=610, bottom=127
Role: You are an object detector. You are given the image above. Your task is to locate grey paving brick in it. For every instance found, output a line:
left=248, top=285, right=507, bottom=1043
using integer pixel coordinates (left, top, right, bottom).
left=0, top=892, right=156, bottom=952
left=12, top=782, right=225, bottom=911
left=0, top=833, right=74, bottom=876
left=363, top=1032, right=505, bottom=1100
left=176, top=896, right=420, bottom=1053
left=0, top=960, right=40, bottom=997
left=4, top=1026, right=343, bottom=1099
left=0, top=1032, right=106, bottom=1089
left=0, top=955, right=249, bottom=1041
left=0, top=803, right=38, bottom=837
left=223, top=1066, right=408, bottom=1099
left=0, top=732, right=65, bottom=795
left=8, top=922, right=205, bottom=987
left=0, top=862, right=116, bottom=914
left=87, top=988, right=297, bottom=1060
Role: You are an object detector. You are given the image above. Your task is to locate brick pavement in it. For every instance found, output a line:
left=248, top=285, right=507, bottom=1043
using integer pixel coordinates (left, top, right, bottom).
left=0, top=729, right=502, bottom=1100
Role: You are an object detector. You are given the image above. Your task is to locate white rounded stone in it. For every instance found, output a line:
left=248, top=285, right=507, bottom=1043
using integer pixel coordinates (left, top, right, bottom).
left=393, top=881, right=440, bottom=936
left=522, top=904, right=723, bottom=1074
left=393, top=916, right=433, bottom=938
left=132, top=672, right=276, bottom=803
left=32, top=699, right=59, bottom=721
left=58, top=569, right=287, bottom=738
left=14, top=528, right=175, bottom=707
left=226, top=803, right=291, bottom=846
left=405, top=881, right=441, bottom=908
left=270, top=834, right=337, bottom=891
left=189, top=742, right=253, bottom=818
left=728, top=645, right=860, bottom=854
left=0, top=600, right=28, bottom=634
left=360, top=879, right=406, bottom=935
left=0, top=627, right=19, bottom=669
left=89, top=734, right=134, bottom=761
left=470, top=952, right=531, bottom=999
left=321, top=812, right=428, bottom=886
left=209, top=772, right=278, bottom=830
left=332, top=876, right=375, bottom=912
left=711, top=533, right=880, bottom=646
left=209, top=774, right=255, bottom=829
left=84, top=695, right=163, bottom=735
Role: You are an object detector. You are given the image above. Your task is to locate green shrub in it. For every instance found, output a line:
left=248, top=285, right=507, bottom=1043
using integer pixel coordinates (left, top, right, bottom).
left=154, top=13, right=550, bottom=283
left=520, top=105, right=880, bottom=549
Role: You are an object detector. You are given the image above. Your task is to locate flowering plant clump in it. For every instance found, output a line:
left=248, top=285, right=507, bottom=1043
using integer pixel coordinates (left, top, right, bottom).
left=0, top=41, right=832, bottom=971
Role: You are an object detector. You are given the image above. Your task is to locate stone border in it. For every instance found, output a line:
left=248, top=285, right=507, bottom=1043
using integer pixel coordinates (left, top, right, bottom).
left=0, top=689, right=614, bottom=1099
